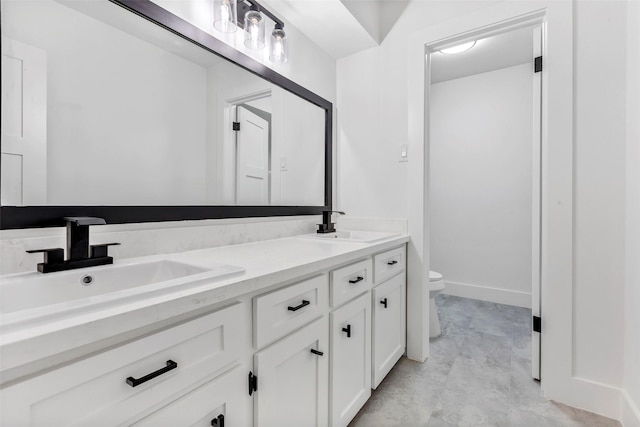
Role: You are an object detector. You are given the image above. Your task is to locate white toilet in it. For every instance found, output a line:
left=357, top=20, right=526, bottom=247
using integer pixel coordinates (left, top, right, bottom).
left=429, top=270, right=446, bottom=338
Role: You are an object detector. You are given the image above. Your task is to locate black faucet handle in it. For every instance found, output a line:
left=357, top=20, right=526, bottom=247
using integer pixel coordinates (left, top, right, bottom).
left=26, top=248, right=65, bottom=264
left=90, top=243, right=120, bottom=259
left=64, top=217, right=107, bottom=226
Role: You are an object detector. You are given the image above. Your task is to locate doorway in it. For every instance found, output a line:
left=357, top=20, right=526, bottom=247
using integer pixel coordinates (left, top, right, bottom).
left=220, top=91, right=272, bottom=205
left=426, top=23, right=543, bottom=380
left=234, top=103, right=271, bottom=205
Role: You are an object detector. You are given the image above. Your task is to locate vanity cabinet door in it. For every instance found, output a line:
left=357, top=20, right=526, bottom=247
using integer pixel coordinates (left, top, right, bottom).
left=330, top=292, right=371, bottom=427
left=133, top=364, right=250, bottom=427
left=371, top=272, right=406, bottom=389
left=0, top=303, right=247, bottom=426
left=254, top=317, right=328, bottom=427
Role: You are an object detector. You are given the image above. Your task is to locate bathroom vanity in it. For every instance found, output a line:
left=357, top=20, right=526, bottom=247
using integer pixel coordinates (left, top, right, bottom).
left=0, top=234, right=408, bottom=426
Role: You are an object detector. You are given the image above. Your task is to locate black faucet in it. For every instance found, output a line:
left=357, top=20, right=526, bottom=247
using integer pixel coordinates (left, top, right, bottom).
left=27, top=217, right=120, bottom=273
left=317, top=210, right=345, bottom=234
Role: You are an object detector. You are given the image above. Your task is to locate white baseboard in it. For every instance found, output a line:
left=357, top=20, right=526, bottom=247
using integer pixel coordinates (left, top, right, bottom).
left=544, top=377, right=626, bottom=422
left=621, top=390, right=640, bottom=427
left=441, top=280, right=531, bottom=308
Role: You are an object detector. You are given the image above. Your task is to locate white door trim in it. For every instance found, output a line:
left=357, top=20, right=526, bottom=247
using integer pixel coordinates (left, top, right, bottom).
left=424, top=13, right=544, bottom=379
left=218, top=90, right=272, bottom=204
left=405, top=0, right=623, bottom=417
left=531, top=25, right=543, bottom=381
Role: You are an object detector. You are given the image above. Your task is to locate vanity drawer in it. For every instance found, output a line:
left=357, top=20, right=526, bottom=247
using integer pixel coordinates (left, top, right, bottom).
left=330, top=258, right=373, bottom=307
left=373, top=246, right=405, bottom=284
left=254, top=274, right=328, bottom=349
left=1, top=303, right=247, bottom=427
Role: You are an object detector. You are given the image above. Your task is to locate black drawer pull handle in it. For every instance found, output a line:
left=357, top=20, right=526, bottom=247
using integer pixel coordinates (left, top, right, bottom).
left=380, top=298, right=388, bottom=308
left=288, top=300, right=310, bottom=311
left=342, top=324, right=351, bottom=338
left=211, top=414, right=224, bottom=426
left=348, top=276, right=364, bottom=284
left=126, top=360, right=177, bottom=387
left=387, top=260, right=398, bottom=265
left=310, top=348, right=324, bottom=356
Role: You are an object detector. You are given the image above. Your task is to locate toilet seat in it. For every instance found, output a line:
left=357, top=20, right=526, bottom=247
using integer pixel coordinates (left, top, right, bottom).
left=429, top=270, right=443, bottom=282
left=428, top=270, right=445, bottom=338
left=428, top=270, right=445, bottom=291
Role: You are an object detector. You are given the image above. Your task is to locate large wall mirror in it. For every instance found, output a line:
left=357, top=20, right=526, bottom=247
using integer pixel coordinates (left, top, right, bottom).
left=0, top=0, right=332, bottom=229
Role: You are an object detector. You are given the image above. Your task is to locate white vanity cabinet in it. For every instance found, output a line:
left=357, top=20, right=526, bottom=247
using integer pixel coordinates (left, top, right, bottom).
left=330, top=292, right=371, bottom=427
left=253, top=317, right=329, bottom=427
left=0, top=302, right=250, bottom=427
left=371, top=248, right=407, bottom=389
left=1, top=239, right=409, bottom=427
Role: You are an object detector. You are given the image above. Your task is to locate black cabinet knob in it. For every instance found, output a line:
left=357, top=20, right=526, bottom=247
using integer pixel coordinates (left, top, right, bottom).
left=211, top=414, right=224, bottom=426
left=342, top=324, right=352, bottom=338
left=380, top=298, right=388, bottom=309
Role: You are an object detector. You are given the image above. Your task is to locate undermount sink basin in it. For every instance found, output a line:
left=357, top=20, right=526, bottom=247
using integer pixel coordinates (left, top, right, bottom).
left=0, top=259, right=244, bottom=319
left=299, top=230, right=400, bottom=243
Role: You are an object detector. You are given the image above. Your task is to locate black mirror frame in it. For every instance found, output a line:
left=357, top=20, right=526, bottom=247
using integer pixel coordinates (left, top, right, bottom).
left=0, top=0, right=332, bottom=230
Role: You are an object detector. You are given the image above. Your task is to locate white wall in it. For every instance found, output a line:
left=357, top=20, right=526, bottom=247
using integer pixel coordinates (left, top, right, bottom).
left=623, top=0, right=640, bottom=424
left=336, top=1, right=502, bottom=218
left=429, top=63, right=533, bottom=307
left=337, top=0, right=630, bottom=419
left=573, top=0, right=626, bottom=390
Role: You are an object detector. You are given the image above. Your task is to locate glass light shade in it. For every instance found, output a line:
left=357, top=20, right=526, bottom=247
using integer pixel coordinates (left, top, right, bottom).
left=243, top=10, right=265, bottom=49
left=269, top=26, right=288, bottom=63
left=213, top=0, right=237, bottom=33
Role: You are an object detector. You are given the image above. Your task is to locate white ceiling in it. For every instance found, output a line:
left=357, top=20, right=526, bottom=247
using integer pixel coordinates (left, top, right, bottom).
left=260, top=0, right=409, bottom=59
left=258, top=1, right=534, bottom=71
left=430, top=25, right=535, bottom=83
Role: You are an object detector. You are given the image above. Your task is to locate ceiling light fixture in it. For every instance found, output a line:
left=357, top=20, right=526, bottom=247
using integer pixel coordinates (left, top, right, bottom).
left=213, top=0, right=288, bottom=63
left=439, top=41, right=476, bottom=54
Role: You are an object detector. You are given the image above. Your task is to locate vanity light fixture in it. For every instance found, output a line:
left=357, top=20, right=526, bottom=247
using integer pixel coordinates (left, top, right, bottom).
left=270, top=23, right=288, bottom=63
left=212, top=0, right=288, bottom=63
left=244, top=5, right=265, bottom=49
left=213, top=0, right=237, bottom=33
left=439, top=40, right=476, bottom=54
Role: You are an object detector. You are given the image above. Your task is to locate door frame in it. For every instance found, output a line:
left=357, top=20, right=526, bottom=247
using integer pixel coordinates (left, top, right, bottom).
left=425, top=19, right=544, bottom=379
left=219, top=90, right=272, bottom=204
left=234, top=104, right=271, bottom=205
left=406, top=0, right=581, bottom=410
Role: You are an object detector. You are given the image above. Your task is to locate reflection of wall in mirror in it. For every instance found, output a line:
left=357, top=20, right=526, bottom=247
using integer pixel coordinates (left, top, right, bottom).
left=1, top=0, right=327, bottom=208
left=2, top=0, right=208, bottom=206
left=279, top=91, right=324, bottom=206
left=208, top=59, right=325, bottom=206
left=1, top=38, right=47, bottom=206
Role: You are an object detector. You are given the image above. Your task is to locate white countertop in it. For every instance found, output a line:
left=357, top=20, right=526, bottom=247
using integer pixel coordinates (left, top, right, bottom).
left=0, top=233, right=409, bottom=385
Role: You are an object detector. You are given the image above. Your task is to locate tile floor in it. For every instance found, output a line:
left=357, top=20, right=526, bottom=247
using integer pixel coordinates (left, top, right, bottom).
left=349, top=294, right=621, bottom=427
